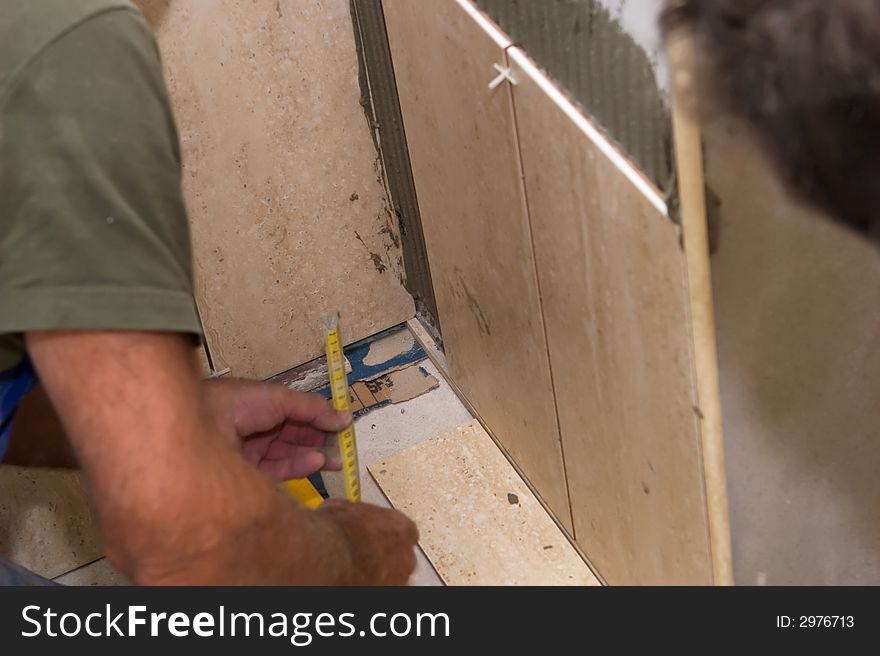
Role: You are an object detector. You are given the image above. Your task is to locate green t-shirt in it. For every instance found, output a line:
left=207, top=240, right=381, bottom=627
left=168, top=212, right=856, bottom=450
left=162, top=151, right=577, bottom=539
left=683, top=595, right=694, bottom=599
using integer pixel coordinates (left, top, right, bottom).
left=0, top=0, right=201, bottom=372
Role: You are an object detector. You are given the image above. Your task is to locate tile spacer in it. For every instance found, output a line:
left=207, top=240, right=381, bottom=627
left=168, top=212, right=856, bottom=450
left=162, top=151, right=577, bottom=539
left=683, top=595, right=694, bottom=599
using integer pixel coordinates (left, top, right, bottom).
left=488, top=63, right=517, bottom=91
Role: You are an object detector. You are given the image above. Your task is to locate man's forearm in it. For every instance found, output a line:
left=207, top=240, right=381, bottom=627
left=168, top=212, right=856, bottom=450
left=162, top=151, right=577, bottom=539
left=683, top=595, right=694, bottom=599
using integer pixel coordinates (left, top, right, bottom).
left=4, top=384, right=77, bottom=468
left=105, top=428, right=357, bottom=585
left=25, top=330, right=361, bottom=585
left=26, top=330, right=416, bottom=585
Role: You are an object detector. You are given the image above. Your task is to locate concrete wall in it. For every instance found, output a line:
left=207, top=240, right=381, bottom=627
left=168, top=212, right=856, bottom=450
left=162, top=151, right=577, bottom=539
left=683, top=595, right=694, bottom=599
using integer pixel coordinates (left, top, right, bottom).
left=706, top=120, right=880, bottom=585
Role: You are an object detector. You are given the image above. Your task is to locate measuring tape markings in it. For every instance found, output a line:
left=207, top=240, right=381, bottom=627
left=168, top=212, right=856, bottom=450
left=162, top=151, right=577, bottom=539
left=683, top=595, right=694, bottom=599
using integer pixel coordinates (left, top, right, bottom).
left=323, top=314, right=361, bottom=503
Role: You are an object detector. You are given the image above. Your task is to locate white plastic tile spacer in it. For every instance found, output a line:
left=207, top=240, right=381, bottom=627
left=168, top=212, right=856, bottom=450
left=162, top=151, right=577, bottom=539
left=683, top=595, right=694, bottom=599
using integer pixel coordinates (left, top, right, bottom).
left=488, top=63, right=517, bottom=90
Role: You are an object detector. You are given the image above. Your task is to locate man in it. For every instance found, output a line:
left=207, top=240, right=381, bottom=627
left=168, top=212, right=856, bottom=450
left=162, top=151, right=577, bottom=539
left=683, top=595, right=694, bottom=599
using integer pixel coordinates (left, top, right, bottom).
left=0, top=0, right=418, bottom=584
left=663, top=0, right=880, bottom=245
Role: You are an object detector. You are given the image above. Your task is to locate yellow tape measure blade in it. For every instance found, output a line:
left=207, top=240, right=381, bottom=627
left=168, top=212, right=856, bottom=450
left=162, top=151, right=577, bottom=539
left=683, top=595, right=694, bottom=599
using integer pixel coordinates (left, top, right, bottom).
left=322, top=313, right=361, bottom=502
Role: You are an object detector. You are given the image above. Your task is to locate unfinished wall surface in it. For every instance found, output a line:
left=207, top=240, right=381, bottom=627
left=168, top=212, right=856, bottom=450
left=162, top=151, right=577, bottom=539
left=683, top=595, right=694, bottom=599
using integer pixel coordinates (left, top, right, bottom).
left=382, top=0, right=573, bottom=530
left=137, top=0, right=413, bottom=379
left=706, top=122, right=880, bottom=585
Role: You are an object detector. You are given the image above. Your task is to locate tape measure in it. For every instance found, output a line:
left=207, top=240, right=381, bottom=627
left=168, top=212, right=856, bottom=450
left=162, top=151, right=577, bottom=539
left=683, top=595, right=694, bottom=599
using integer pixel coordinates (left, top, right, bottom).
left=323, top=313, right=361, bottom=502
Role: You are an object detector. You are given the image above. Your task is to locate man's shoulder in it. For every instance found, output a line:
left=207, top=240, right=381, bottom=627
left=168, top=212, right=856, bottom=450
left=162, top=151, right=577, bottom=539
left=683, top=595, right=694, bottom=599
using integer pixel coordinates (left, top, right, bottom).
left=0, top=0, right=136, bottom=91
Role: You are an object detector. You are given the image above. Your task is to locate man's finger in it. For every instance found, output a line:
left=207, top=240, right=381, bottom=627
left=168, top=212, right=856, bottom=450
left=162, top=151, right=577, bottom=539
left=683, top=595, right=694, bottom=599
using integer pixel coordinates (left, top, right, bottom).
left=269, top=385, right=352, bottom=431
left=259, top=449, right=326, bottom=482
left=276, top=423, right=329, bottom=448
left=320, top=445, right=342, bottom=471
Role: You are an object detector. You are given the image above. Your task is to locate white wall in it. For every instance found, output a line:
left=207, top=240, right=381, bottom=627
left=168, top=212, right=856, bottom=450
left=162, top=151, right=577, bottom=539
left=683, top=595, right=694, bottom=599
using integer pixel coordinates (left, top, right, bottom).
left=596, top=0, right=669, bottom=93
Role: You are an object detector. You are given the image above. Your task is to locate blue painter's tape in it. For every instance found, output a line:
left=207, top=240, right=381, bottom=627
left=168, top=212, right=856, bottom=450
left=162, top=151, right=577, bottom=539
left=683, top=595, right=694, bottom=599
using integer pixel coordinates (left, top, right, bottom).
left=344, top=325, right=426, bottom=382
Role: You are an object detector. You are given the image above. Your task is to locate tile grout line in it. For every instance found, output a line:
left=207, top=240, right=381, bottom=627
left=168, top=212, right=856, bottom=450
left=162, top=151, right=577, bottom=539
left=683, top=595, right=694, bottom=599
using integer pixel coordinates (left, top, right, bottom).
left=500, top=43, right=579, bottom=545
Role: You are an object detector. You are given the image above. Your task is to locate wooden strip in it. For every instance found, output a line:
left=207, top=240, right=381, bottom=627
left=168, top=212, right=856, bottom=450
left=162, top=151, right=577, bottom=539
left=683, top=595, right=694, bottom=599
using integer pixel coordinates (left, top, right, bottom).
left=138, top=0, right=414, bottom=379
left=406, top=318, right=448, bottom=372
left=509, top=48, right=714, bottom=584
left=667, top=31, right=734, bottom=586
left=369, top=420, right=599, bottom=586
left=268, top=355, right=352, bottom=394
left=195, top=344, right=212, bottom=378
left=382, top=0, right=572, bottom=530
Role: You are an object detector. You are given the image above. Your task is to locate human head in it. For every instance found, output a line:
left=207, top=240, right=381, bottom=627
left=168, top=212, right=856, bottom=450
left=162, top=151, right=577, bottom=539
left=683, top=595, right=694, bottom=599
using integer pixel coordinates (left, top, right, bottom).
left=663, top=0, right=880, bottom=244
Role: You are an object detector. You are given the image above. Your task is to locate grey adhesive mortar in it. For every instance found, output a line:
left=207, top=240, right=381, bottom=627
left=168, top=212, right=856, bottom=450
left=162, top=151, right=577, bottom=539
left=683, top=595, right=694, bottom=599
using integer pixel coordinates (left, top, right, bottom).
left=475, top=0, right=672, bottom=188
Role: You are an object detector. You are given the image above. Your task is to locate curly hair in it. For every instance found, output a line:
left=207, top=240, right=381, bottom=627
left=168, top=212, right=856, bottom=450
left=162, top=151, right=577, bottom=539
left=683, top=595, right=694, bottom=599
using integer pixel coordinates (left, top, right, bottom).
left=663, top=0, right=880, bottom=243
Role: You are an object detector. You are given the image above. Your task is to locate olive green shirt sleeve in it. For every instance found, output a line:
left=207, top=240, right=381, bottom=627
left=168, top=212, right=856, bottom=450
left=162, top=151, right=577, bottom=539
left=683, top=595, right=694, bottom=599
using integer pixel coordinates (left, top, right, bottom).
left=0, top=7, right=201, bottom=370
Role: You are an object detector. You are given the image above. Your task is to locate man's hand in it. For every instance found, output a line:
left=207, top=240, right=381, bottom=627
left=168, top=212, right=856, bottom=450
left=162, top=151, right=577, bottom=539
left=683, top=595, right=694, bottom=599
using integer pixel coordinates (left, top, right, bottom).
left=317, top=500, right=419, bottom=585
left=25, top=330, right=419, bottom=585
left=203, top=379, right=419, bottom=584
left=204, top=378, right=351, bottom=481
